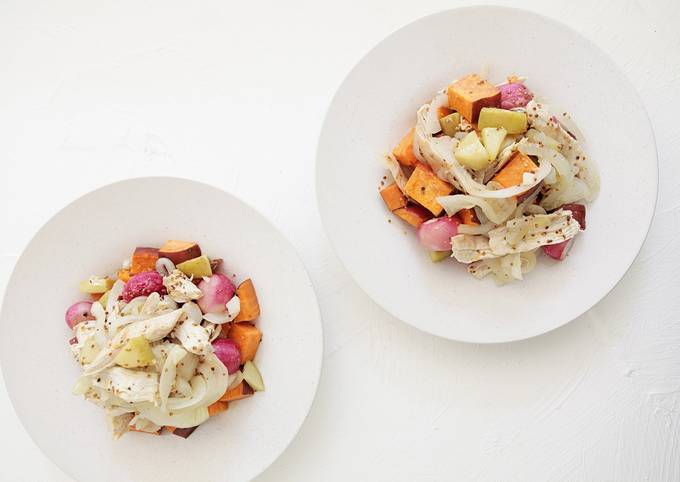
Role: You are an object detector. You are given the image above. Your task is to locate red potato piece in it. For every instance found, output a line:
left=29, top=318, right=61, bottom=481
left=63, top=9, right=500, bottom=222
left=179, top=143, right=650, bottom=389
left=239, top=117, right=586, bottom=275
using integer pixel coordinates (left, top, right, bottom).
left=158, top=240, right=202, bottom=265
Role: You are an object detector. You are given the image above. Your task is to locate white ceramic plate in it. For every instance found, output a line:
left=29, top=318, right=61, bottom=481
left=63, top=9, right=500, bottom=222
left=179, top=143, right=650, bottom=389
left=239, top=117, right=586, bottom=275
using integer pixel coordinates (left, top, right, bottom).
left=0, top=177, right=323, bottom=482
left=317, top=6, right=657, bottom=343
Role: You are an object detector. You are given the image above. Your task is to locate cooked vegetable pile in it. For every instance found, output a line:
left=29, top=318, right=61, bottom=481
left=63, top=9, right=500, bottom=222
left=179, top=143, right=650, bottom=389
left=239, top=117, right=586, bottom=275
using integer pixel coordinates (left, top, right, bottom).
left=380, top=74, right=600, bottom=284
left=67, top=240, right=264, bottom=439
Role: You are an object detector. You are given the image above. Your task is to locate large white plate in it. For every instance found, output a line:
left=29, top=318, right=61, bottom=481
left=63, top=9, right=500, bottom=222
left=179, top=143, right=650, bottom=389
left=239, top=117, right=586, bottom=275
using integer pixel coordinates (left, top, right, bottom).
left=316, top=6, right=657, bottom=343
left=0, top=177, right=323, bottom=481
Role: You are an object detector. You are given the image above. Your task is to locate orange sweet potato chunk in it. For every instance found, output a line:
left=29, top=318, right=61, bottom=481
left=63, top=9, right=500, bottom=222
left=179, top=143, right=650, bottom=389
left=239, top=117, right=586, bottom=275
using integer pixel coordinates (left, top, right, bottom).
left=234, top=279, right=260, bottom=322
left=207, top=401, right=229, bottom=417
left=447, top=74, right=501, bottom=123
left=403, top=164, right=454, bottom=216
left=392, top=128, right=418, bottom=166
left=227, top=323, right=262, bottom=362
left=393, top=204, right=433, bottom=227
left=219, top=381, right=255, bottom=402
left=158, top=240, right=202, bottom=265
left=437, top=106, right=454, bottom=118
left=130, top=247, right=159, bottom=275
left=459, top=208, right=480, bottom=225
left=492, top=151, right=538, bottom=188
left=117, top=268, right=132, bottom=282
left=380, top=183, right=408, bottom=211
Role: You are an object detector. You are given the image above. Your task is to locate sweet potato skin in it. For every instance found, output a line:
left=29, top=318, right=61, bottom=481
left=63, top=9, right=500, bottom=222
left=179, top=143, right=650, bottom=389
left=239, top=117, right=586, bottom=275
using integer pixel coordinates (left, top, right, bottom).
left=392, top=128, right=418, bottom=166
left=447, top=74, right=501, bottom=123
left=380, top=183, right=408, bottom=211
left=393, top=204, right=433, bottom=227
left=234, top=279, right=260, bottom=322
left=158, top=240, right=202, bottom=265
left=219, top=381, right=254, bottom=402
left=403, top=164, right=454, bottom=216
left=227, top=323, right=262, bottom=362
left=130, top=247, right=159, bottom=275
left=166, top=426, right=198, bottom=438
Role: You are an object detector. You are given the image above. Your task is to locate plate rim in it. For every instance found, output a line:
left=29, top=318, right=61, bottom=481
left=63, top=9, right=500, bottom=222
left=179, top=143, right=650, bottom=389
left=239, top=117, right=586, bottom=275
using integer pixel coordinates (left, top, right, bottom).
left=315, top=5, right=659, bottom=344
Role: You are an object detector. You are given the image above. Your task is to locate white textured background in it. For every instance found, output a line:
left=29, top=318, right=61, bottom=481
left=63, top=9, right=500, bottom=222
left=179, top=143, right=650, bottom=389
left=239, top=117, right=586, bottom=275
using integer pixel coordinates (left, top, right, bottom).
left=1, top=0, right=679, bottom=480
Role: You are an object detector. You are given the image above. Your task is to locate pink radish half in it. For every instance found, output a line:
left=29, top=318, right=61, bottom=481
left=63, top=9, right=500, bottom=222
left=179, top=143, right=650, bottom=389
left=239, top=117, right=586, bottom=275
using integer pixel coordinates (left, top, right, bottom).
left=212, top=339, right=241, bottom=373
left=198, top=274, right=236, bottom=313
left=417, top=216, right=460, bottom=251
left=65, top=301, right=95, bottom=329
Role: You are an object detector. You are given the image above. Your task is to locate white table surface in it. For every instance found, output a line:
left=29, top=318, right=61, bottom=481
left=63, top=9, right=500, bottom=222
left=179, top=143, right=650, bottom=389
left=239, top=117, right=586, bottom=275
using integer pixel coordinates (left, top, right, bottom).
left=1, top=0, right=679, bottom=480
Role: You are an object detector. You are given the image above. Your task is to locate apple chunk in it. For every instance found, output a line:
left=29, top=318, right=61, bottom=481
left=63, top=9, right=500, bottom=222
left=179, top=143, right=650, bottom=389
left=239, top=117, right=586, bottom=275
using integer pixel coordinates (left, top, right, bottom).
left=455, top=132, right=491, bottom=171
left=481, top=127, right=507, bottom=161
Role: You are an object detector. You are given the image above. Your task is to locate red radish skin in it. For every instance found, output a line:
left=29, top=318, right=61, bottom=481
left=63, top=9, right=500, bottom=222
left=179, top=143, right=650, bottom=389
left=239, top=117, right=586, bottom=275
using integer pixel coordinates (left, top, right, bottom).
left=498, top=83, right=534, bottom=109
left=560, top=203, right=586, bottom=229
left=543, top=237, right=575, bottom=260
left=212, top=339, right=241, bottom=373
left=417, top=216, right=461, bottom=251
left=121, top=271, right=166, bottom=302
left=65, top=301, right=95, bottom=329
left=198, top=274, right=236, bottom=314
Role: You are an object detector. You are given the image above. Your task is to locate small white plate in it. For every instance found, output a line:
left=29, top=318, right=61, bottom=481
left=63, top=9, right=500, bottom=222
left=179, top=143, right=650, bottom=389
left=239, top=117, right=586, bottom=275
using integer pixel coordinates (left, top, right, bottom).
left=317, top=6, right=657, bottom=343
left=0, top=177, right=323, bottom=482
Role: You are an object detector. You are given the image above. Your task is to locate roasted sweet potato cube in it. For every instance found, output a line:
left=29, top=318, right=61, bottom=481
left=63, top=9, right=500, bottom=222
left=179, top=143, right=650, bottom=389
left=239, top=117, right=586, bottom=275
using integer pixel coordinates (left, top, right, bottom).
left=393, top=204, right=433, bottom=227
left=492, top=151, right=538, bottom=188
left=227, top=322, right=262, bottom=362
left=220, top=381, right=255, bottom=402
left=207, top=401, right=229, bottom=417
left=459, top=208, right=480, bottom=225
left=392, top=128, right=418, bottom=166
left=158, top=240, right=202, bottom=265
left=234, top=279, right=260, bottom=322
left=403, top=164, right=454, bottom=216
left=117, top=268, right=132, bottom=282
left=447, top=74, right=501, bottom=123
left=130, top=247, right=159, bottom=274
left=437, top=106, right=454, bottom=118
left=380, top=183, right=408, bottom=211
